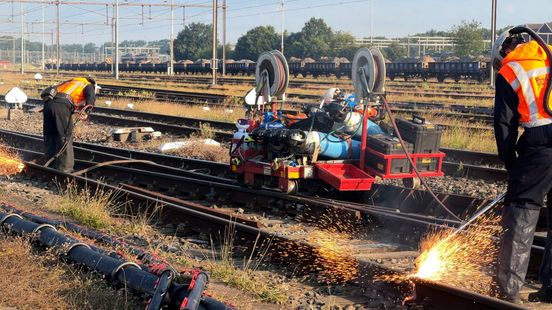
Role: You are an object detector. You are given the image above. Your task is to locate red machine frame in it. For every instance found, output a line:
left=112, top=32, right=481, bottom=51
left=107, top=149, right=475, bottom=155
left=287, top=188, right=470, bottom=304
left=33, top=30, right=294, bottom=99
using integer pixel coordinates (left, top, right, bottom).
left=231, top=49, right=445, bottom=194
left=231, top=143, right=445, bottom=193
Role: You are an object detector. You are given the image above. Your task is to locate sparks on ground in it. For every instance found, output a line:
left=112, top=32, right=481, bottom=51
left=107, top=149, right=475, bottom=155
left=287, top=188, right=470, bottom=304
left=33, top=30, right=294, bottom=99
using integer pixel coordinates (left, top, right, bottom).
left=0, top=145, right=24, bottom=176
left=409, top=214, right=502, bottom=295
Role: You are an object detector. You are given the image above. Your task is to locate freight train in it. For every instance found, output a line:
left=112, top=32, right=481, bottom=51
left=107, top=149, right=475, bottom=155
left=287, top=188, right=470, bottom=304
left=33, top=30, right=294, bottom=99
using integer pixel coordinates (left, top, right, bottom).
left=46, top=59, right=491, bottom=83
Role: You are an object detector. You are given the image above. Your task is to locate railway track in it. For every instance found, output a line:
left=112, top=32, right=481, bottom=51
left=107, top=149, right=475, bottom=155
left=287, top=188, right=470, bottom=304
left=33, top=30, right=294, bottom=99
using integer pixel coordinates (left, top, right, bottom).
left=16, top=98, right=506, bottom=182
left=20, top=70, right=494, bottom=102
left=0, top=128, right=532, bottom=309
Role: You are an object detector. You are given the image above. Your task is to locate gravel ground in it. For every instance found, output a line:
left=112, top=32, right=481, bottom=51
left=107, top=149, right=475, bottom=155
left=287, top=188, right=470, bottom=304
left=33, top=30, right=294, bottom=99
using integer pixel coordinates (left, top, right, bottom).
left=0, top=110, right=544, bottom=309
left=381, top=176, right=507, bottom=201
left=0, top=173, right=409, bottom=309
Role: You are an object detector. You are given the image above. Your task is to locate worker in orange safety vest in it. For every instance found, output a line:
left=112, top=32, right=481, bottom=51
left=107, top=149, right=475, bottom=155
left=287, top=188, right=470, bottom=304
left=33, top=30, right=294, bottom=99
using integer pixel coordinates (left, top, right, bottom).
left=492, top=28, right=552, bottom=304
left=42, top=77, right=97, bottom=172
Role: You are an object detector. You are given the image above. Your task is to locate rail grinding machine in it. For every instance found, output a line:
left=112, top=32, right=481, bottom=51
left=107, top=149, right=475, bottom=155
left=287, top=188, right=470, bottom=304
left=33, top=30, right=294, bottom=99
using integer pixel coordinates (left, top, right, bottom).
left=229, top=48, right=446, bottom=194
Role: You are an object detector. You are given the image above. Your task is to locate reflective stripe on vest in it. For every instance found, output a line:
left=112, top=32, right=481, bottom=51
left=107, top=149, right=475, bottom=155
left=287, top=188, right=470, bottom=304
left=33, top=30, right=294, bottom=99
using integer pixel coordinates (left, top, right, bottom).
left=505, top=61, right=551, bottom=128
left=56, top=78, right=89, bottom=106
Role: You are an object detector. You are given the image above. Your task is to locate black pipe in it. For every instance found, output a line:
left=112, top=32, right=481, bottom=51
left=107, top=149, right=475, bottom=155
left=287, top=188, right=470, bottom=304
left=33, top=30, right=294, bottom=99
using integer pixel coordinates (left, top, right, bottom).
left=147, top=269, right=174, bottom=310
left=0, top=210, right=230, bottom=310
left=0, top=204, right=166, bottom=269
left=509, top=26, right=552, bottom=116
left=182, top=272, right=210, bottom=310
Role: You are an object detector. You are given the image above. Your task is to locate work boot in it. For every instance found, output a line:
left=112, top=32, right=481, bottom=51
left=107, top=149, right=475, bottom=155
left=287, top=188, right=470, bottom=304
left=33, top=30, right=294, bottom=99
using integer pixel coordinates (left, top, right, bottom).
left=505, top=296, right=523, bottom=305
left=529, top=288, right=552, bottom=303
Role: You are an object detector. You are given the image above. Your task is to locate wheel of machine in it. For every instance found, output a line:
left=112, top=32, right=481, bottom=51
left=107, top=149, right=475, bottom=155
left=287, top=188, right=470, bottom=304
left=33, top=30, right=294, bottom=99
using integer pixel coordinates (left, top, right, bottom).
left=252, top=175, right=264, bottom=189
left=285, top=180, right=298, bottom=194
left=403, top=177, right=421, bottom=189
left=236, top=173, right=246, bottom=187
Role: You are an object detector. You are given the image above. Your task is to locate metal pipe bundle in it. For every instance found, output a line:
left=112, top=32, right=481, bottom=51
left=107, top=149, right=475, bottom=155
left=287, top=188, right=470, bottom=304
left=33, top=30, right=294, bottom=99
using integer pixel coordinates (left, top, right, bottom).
left=0, top=210, right=229, bottom=310
left=0, top=204, right=167, bottom=268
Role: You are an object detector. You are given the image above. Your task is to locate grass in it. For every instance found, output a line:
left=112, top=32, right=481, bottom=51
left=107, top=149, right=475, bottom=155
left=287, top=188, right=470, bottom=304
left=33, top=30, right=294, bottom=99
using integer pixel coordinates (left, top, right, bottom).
left=0, top=235, right=143, bottom=309
left=47, top=182, right=118, bottom=230
left=116, top=89, right=155, bottom=99
left=45, top=182, right=162, bottom=237
left=100, top=98, right=242, bottom=123
left=441, top=125, right=497, bottom=153
left=202, top=226, right=290, bottom=304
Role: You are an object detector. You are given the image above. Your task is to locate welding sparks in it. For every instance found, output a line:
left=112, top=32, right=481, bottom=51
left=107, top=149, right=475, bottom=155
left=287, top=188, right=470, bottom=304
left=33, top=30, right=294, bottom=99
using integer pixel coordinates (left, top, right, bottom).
left=0, top=146, right=24, bottom=176
left=409, top=214, right=502, bottom=295
left=306, top=230, right=359, bottom=284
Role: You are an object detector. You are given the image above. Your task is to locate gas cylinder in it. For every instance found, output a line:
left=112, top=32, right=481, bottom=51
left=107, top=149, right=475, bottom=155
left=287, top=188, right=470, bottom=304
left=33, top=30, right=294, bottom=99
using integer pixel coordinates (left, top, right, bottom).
left=337, top=111, right=383, bottom=139
left=303, top=131, right=361, bottom=160
left=231, top=119, right=250, bottom=156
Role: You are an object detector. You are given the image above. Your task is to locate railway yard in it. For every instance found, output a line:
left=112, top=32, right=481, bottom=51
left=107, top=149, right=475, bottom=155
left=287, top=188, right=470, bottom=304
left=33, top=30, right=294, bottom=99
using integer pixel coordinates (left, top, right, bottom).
left=0, top=67, right=544, bottom=310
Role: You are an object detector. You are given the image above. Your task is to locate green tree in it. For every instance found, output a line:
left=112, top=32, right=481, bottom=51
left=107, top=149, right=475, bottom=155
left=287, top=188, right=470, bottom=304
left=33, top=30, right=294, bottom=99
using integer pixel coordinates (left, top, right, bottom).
left=234, top=26, right=279, bottom=60
left=452, top=20, right=485, bottom=57
left=287, top=17, right=333, bottom=58
left=149, top=39, right=170, bottom=54
left=83, top=43, right=97, bottom=53
left=330, top=31, right=356, bottom=57
left=384, top=42, right=407, bottom=61
left=174, top=22, right=213, bottom=60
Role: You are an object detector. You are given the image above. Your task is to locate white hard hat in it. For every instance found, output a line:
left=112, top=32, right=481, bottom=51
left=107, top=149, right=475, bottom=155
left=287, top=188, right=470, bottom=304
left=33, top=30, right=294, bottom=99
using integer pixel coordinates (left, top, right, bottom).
left=323, top=88, right=341, bottom=104
left=491, top=30, right=510, bottom=71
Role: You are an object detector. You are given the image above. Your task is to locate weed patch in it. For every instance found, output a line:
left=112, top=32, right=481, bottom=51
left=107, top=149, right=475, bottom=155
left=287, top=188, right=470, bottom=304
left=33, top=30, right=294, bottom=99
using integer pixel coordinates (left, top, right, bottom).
left=46, top=182, right=119, bottom=230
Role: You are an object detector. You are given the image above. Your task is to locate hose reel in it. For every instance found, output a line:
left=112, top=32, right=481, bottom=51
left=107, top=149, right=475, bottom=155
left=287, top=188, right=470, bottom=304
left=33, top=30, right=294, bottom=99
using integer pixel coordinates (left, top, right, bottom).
left=255, top=50, right=289, bottom=99
left=352, top=47, right=386, bottom=100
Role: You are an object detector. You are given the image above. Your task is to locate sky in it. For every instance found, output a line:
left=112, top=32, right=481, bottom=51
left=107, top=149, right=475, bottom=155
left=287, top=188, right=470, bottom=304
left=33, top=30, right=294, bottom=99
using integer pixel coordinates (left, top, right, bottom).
left=0, top=0, right=550, bottom=45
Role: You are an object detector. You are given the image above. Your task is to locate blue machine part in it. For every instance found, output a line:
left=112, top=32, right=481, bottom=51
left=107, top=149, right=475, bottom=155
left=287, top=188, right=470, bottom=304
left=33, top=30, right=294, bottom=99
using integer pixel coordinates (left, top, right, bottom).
left=261, top=111, right=284, bottom=129
left=315, top=132, right=361, bottom=159
left=352, top=119, right=384, bottom=139
left=345, top=94, right=356, bottom=108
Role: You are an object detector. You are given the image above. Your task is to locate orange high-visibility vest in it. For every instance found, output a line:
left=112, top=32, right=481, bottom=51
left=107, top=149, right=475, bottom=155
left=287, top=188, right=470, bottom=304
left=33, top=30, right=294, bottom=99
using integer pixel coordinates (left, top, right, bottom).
left=498, top=41, right=552, bottom=128
left=56, top=77, right=91, bottom=108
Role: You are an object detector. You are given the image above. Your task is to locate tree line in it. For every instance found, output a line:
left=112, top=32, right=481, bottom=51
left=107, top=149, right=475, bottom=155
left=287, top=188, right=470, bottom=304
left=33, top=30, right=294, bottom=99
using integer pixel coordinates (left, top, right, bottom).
left=173, top=18, right=506, bottom=61
left=1, top=17, right=510, bottom=62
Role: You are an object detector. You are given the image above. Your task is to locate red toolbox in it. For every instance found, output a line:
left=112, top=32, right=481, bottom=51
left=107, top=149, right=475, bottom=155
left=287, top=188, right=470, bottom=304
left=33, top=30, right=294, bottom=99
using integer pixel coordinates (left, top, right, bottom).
left=315, top=163, right=375, bottom=191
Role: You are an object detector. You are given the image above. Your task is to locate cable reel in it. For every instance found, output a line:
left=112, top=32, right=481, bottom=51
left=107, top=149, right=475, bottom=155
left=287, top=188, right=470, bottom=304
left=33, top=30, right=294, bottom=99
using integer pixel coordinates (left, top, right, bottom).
left=352, top=47, right=386, bottom=100
left=255, top=50, right=289, bottom=99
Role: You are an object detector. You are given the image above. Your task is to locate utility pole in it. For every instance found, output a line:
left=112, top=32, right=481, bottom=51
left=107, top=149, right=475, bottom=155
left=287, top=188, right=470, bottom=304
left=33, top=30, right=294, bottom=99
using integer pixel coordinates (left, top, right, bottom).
left=490, top=0, right=497, bottom=88
left=111, top=18, right=114, bottom=74
left=12, top=37, right=15, bottom=65
left=56, top=0, right=60, bottom=75
left=370, top=0, right=373, bottom=44
left=20, top=1, right=24, bottom=74
left=280, top=0, right=284, bottom=53
left=41, top=0, right=45, bottom=70
left=114, top=0, right=119, bottom=80
left=222, top=0, right=226, bottom=76
left=211, top=0, right=217, bottom=85
left=169, top=0, right=174, bottom=75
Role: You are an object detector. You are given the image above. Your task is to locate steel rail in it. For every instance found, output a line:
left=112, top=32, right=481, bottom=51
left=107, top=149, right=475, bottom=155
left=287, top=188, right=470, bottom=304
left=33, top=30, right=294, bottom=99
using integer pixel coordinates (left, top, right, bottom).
left=16, top=148, right=526, bottom=310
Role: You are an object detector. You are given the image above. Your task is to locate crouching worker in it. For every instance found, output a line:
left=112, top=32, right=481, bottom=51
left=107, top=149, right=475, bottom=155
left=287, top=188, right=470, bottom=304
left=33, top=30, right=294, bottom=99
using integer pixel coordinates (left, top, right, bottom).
left=42, top=77, right=97, bottom=173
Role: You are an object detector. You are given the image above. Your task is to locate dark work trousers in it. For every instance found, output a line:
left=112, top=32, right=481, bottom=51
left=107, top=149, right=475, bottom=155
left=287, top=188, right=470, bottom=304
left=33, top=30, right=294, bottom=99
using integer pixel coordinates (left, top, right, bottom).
left=43, top=98, right=74, bottom=173
left=497, top=132, right=552, bottom=299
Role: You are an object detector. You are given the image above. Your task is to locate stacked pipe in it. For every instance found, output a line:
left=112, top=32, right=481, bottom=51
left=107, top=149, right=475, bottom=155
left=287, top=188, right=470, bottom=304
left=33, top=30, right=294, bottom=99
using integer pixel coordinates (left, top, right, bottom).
left=0, top=208, right=230, bottom=310
left=0, top=203, right=170, bottom=270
